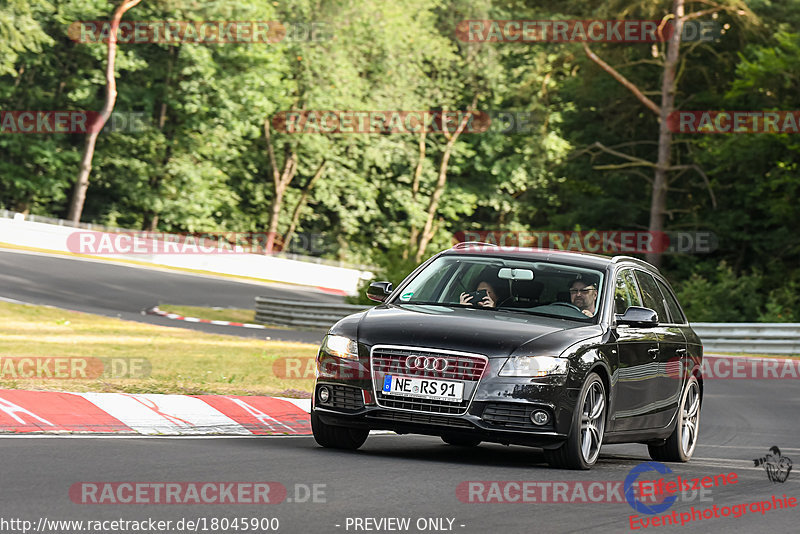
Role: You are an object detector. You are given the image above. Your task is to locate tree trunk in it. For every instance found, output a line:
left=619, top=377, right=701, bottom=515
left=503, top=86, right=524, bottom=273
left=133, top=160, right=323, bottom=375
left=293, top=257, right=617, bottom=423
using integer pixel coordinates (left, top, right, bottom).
left=415, top=97, right=478, bottom=263
left=263, top=119, right=298, bottom=253
left=648, top=0, right=684, bottom=268
left=404, top=129, right=427, bottom=260
left=284, top=160, right=326, bottom=251
left=67, top=0, right=142, bottom=224
left=265, top=187, right=285, bottom=252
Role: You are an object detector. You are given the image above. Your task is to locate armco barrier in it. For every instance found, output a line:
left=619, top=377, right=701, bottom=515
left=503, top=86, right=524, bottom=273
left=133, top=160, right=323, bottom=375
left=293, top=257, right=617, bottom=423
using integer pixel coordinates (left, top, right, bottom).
left=255, top=296, right=370, bottom=329
left=692, top=323, right=800, bottom=354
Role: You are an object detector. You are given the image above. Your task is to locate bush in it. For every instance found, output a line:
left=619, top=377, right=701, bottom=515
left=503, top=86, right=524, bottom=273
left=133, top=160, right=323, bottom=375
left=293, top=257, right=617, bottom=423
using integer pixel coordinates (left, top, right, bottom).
left=345, top=247, right=420, bottom=305
left=758, top=282, right=800, bottom=322
left=674, top=263, right=763, bottom=322
left=673, top=262, right=800, bottom=323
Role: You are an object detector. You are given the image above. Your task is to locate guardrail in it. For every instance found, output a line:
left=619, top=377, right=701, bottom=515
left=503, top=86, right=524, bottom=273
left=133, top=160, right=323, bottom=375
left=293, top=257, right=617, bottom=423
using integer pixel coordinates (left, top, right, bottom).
left=255, top=297, right=371, bottom=329
left=0, top=208, right=376, bottom=271
left=252, top=300, right=800, bottom=353
left=692, top=323, right=800, bottom=355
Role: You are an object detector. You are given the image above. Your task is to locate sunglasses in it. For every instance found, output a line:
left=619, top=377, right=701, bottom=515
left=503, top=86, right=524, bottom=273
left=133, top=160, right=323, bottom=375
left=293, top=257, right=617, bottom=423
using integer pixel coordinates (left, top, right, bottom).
left=569, top=287, right=596, bottom=295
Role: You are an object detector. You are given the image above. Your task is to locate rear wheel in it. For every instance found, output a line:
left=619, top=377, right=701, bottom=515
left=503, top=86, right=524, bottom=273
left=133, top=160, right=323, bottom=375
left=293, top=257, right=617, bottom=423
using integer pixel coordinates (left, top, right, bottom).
left=648, top=375, right=700, bottom=462
left=544, top=372, right=606, bottom=470
left=311, top=411, right=369, bottom=450
left=441, top=434, right=481, bottom=447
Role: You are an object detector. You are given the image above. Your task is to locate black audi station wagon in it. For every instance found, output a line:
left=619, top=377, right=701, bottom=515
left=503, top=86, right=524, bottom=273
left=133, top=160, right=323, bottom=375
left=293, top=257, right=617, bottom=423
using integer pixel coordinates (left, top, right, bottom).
left=311, top=244, right=703, bottom=469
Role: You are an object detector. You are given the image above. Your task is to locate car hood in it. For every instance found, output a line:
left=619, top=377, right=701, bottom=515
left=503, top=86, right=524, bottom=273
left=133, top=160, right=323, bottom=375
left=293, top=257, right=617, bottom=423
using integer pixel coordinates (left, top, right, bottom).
left=341, top=303, right=596, bottom=358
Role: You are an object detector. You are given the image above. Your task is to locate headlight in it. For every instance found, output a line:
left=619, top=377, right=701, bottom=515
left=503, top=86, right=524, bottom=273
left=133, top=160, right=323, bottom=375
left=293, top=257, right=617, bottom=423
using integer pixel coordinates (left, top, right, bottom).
left=499, top=356, right=568, bottom=377
left=321, top=334, right=359, bottom=360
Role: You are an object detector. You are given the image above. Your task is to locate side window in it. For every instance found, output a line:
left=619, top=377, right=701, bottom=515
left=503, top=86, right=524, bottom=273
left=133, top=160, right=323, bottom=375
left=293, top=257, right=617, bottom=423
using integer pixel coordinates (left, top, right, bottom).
left=634, top=271, right=668, bottom=323
left=614, top=269, right=642, bottom=314
left=656, top=278, right=687, bottom=324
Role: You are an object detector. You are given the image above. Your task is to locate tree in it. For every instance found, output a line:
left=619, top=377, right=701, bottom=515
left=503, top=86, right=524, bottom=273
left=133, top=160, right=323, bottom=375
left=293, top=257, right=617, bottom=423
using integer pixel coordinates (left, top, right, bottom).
left=414, top=95, right=478, bottom=262
left=577, top=0, right=752, bottom=266
left=67, top=0, right=142, bottom=224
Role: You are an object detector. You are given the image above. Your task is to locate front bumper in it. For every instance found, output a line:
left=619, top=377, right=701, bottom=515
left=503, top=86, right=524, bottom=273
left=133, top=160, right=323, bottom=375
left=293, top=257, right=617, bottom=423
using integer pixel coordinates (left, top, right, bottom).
left=312, top=378, right=576, bottom=448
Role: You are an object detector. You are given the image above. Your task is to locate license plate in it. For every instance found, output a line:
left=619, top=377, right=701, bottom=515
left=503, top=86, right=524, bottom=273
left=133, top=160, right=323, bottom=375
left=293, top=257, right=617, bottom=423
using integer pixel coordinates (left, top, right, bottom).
left=382, top=374, right=464, bottom=402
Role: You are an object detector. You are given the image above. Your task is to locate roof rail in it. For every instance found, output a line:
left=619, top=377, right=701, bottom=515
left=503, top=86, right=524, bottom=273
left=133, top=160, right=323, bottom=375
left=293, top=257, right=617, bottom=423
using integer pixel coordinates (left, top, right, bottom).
left=611, top=255, right=659, bottom=271
left=451, top=241, right=498, bottom=249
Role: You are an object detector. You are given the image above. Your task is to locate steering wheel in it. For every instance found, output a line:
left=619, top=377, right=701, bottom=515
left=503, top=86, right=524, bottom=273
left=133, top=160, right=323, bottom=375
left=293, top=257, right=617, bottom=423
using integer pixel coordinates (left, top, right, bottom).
left=551, top=302, right=583, bottom=312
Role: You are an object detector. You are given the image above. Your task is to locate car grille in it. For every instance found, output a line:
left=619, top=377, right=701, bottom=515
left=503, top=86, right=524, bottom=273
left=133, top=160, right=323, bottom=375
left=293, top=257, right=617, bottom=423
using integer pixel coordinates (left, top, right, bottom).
left=371, top=347, right=487, bottom=381
left=371, top=346, right=487, bottom=415
left=482, top=402, right=538, bottom=429
left=317, top=384, right=364, bottom=412
left=367, top=410, right=474, bottom=429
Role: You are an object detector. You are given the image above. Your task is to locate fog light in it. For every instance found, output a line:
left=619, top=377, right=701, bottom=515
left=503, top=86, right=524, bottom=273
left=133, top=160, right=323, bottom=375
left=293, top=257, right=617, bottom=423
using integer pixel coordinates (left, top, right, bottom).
left=531, top=410, right=549, bottom=425
left=318, top=386, right=331, bottom=404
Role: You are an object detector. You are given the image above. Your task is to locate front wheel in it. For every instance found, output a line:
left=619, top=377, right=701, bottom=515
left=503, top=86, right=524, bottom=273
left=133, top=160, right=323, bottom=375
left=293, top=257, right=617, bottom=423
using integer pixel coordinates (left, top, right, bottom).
left=311, top=411, right=369, bottom=450
left=544, top=372, right=606, bottom=470
left=648, top=375, right=700, bottom=462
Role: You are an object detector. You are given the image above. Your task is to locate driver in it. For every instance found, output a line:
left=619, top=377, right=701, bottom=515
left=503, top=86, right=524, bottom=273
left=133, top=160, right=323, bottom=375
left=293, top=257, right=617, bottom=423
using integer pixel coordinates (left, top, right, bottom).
left=569, top=279, right=598, bottom=317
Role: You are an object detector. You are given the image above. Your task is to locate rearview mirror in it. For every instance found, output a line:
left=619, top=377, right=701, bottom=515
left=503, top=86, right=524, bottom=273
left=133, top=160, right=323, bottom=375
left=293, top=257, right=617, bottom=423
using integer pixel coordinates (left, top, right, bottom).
left=498, top=268, right=534, bottom=281
left=615, top=306, right=658, bottom=327
left=367, top=281, right=393, bottom=302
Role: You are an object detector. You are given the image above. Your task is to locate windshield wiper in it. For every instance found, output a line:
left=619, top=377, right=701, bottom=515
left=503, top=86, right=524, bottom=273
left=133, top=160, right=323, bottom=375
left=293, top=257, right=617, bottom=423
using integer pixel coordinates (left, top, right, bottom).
left=396, top=301, right=489, bottom=310
left=395, top=301, right=458, bottom=307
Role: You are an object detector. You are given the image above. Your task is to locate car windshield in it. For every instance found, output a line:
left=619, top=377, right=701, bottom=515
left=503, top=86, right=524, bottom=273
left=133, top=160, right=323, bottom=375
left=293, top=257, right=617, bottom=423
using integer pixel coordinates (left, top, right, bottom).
left=393, top=255, right=605, bottom=322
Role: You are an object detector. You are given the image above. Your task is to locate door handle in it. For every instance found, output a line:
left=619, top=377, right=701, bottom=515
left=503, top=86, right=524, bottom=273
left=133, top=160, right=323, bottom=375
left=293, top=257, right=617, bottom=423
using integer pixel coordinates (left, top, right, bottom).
left=676, top=348, right=687, bottom=354
left=648, top=347, right=659, bottom=358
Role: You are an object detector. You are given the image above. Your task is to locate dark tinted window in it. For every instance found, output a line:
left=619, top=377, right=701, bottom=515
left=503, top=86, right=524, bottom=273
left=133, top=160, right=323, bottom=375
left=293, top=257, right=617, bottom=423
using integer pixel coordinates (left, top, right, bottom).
left=614, top=269, right=642, bottom=314
left=634, top=271, right=668, bottom=323
left=656, top=278, right=686, bottom=324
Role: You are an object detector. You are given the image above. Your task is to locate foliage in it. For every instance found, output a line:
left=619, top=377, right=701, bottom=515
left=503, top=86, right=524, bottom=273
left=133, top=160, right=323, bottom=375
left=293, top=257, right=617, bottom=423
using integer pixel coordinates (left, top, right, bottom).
left=1, top=0, right=798, bottom=322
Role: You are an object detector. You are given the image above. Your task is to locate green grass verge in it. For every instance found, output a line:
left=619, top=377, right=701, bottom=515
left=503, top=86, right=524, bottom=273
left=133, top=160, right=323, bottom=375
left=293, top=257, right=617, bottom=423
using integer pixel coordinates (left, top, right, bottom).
left=0, top=301, right=317, bottom=397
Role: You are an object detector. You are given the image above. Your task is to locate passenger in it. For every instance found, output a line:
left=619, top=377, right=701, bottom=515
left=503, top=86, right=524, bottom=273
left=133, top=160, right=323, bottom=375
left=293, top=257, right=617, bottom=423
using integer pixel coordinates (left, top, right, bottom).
left=460, top=279, right=498, bottom=308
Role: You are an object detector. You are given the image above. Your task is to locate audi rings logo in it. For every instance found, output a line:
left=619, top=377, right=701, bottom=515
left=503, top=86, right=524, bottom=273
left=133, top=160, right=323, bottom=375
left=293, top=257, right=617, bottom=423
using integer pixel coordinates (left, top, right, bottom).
left=405, top=356, right=449, bottom=372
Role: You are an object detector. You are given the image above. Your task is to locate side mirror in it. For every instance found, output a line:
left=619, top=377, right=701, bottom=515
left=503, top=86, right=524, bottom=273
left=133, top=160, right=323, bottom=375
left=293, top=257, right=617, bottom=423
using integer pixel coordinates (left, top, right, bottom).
left=615, top=306, right=658, bottom=327
left=367, top=281, right=393, bottom=303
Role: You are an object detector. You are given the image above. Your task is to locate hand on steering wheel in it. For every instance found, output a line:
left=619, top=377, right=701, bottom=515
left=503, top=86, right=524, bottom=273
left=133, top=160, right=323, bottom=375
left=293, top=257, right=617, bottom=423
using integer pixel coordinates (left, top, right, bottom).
left=551, top=302, right=588, bottom=315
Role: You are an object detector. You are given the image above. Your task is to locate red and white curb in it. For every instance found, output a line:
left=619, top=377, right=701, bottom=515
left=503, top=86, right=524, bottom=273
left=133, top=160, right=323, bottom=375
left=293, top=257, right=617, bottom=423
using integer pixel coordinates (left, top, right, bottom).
left=146, top=306, right=268, bottom=329
left=0, top=390, right=311, bottom=435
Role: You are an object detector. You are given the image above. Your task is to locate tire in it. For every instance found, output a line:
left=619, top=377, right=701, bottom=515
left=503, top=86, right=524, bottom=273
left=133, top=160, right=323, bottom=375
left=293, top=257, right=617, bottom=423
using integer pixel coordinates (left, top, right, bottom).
left=648, top=375, right=700, bottom=462
left=441, top=434, right=482, bottom=447
left=311, top=411, right=369, bottom=450
left=544, top=372, right=606, bottom=470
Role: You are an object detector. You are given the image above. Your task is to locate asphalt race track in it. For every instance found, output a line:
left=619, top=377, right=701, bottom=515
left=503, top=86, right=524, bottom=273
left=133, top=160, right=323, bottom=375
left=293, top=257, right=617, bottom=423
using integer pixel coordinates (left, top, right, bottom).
left=0, top=248, right=340, bottom=343
left=2, top=376, right=799, bottom=533
left=1, top=248, right=798, bottom=533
